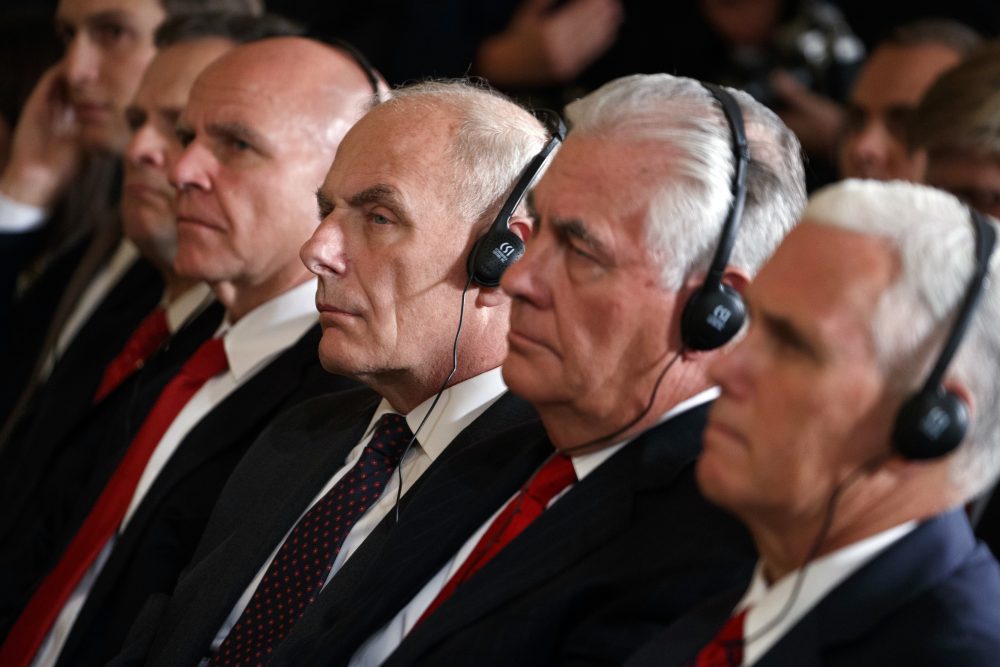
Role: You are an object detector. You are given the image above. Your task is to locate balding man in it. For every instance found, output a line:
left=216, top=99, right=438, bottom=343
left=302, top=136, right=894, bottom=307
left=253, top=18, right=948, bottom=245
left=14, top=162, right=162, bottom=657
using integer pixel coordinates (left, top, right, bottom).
left=0, top=36, right=371, bottom=667
left=112, top=79, right=555, bottom=667
left=293, top=73, right=804, bottom=666
left=630, top=180, right=1000, bottom=666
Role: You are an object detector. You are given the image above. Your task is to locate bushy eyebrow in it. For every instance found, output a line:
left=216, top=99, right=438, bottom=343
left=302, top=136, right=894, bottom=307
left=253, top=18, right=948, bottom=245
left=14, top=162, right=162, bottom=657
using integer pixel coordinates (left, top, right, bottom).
left=757, top=307, right=823, bottom=361
left=347, top=184, right=405, bottom=210
left=552, top=217, right=610, bottom=258
left=316, top=189, right=334, bottom=221
left=207, top=120, right=270, bottom=153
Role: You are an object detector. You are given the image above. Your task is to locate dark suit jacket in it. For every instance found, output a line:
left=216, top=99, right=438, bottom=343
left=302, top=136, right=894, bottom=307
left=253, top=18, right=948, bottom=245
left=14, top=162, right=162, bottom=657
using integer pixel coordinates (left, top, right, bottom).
left=628, top=509, right=1000, bottom=667
left=287, top=402, right=755, bottom=667
left=0, top=264, right=194, bottom=543
left=0, top=299, right=224, bottom=629
left=112, top=388, right=545, bottom=667
left=973, top=484, right=1000, bottom=559
left=0, top=323, right=355, bottom=667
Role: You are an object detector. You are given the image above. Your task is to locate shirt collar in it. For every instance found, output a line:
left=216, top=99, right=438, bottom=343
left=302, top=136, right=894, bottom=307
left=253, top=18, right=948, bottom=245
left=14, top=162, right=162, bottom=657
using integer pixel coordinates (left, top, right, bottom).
left=736, top=520, right=917, bottom=665
left=164, top=283, right=214, bottom=334
left=215, top=280, right=318, bottom=380
left=362, top=367, right=508, bottom=464
left=568, top=386, right=721, bottom=481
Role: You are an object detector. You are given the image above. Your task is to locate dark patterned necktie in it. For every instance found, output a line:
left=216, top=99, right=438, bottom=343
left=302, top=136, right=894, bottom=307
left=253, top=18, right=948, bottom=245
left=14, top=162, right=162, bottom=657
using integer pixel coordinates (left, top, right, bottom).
left=210, top=412, right=414, bottom=666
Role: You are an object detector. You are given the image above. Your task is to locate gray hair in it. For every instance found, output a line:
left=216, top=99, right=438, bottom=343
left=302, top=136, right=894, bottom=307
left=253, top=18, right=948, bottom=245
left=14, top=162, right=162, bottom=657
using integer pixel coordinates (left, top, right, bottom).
left=564, top=73, right=806, bottom=289
left=805, top=179, right=1000, bottom=498
left=374, top=80, right=550, bottom=226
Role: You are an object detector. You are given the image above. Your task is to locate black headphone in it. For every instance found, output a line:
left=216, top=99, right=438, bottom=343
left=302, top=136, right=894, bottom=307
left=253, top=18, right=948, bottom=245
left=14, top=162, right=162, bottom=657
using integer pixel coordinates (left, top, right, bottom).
left=466, top=109, right=567, bottom=287
left=680, top=82, right=752, bottom=351
left=893, top=208, right=995, bottom=460
left=307, top=32, right=383, bottom=96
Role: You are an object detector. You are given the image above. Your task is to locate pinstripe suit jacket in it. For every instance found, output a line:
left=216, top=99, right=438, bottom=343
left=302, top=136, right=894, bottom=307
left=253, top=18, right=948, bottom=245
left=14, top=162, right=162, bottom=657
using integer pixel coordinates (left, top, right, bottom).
left=288, top=402, right=756, bottom=666
left=112, top=388, right=545, bottom=667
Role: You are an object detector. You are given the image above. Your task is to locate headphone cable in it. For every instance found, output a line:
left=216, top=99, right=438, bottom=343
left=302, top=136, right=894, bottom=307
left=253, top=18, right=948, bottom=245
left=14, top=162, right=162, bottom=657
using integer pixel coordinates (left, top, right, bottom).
left=393, top=272, right=475, bottom=521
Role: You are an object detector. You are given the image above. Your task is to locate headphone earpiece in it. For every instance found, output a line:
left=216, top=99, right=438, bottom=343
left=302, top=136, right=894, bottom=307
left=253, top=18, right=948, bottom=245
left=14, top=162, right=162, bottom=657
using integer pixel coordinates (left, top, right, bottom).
left=893, top=388, right=969, bottom=460
left=891, top=208, right=995, bottom=460
left=466, top=229, right=525, bottom=288
left=680, top=83, right=751, bottom=352
left=680, top=282, right=746, bottom=351
left=467, top=109, right=566, bottom=287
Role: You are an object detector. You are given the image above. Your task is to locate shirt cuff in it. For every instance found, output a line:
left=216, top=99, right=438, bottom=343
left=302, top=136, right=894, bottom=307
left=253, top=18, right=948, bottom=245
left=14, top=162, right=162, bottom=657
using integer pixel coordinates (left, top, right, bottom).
left=0, top=193, right=47, bottom=233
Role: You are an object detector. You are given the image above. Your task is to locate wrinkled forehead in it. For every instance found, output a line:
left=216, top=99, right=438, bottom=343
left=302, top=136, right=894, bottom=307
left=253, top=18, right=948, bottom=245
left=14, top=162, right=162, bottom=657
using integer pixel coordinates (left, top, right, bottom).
left=331, top=101, right=458, bottom=186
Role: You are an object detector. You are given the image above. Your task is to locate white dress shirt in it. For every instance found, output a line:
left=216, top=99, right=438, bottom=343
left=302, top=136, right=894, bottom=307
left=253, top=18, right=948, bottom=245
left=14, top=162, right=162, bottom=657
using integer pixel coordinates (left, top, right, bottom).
left=350, top=386, right=721, bottom=667
left=736, top=521, right=917, bottom=666
left=0, top=192, right=47, bottom=233
left=205, top=367, right=509, bottom=658
left=32, top=280, right=317, bottom=667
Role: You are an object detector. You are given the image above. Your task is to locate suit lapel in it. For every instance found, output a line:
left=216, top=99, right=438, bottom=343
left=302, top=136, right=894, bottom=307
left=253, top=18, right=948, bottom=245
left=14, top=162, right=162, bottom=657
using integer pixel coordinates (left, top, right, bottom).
left=760, top=510, right=978, bottom=665
left=147, top=389, right=380, bottom=666
left=626, top=587, right=744, bottom=667
left=396, top=404, right=711, bottom=662
left=276, top=394, right=547, bottom=665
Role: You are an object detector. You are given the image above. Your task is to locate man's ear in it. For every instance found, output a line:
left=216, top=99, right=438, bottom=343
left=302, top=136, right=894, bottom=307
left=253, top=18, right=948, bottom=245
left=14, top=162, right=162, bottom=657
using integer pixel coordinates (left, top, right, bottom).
left=942, top=379, right=976, bottom=421
left=721, top=266, right=751, bottom=295
left=508, top=215, right=533, bottom=245
left=475, top=215, right=533, bottom=308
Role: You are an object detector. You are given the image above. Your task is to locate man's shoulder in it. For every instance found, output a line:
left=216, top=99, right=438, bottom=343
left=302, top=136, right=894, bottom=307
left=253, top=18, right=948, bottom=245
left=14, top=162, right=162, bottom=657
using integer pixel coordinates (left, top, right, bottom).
left=258, top=386, right=382, bottom=446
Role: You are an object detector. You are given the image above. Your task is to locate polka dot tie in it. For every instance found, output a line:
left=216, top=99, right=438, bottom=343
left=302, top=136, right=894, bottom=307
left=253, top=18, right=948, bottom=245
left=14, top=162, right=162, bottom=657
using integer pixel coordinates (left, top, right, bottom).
left=209, top=413, right=414, bottom=666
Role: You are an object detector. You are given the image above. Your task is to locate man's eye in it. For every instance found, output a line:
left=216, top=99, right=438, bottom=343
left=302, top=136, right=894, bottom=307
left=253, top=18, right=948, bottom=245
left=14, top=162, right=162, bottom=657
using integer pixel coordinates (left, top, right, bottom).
left=370, top=212, right=392, bottom=225
left=228, top=138, right=252, bottom=152
left=569, top=243, right=599, bottom=263
left=124, top=109, right=145, bottom=132
left=176, top=129, right=194, bottom=148
left=90, top=21, right=127, bottom=47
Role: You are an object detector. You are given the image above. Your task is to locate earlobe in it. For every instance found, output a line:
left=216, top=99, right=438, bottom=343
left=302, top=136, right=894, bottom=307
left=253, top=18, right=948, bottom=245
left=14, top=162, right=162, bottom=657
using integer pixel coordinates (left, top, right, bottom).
left=475, top=286, right=509, bottom=308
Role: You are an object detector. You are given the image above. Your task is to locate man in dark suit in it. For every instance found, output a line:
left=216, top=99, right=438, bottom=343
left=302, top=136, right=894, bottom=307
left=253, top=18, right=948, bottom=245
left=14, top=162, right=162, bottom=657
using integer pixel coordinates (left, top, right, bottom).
left=0, top=35, right=372, bottom=667
left=286, top=74, right=806, bottom=667
left=0, top=0, right=265, bottom=429
left=630, top=179, right=1000, bottom=666
left=110, top=80, right=556, bottom=666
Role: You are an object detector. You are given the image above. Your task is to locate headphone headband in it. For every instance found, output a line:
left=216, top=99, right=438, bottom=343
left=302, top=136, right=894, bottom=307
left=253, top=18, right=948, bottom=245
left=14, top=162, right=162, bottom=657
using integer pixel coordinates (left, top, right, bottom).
left=701, top=82, right=751, bottom=287
left=679, top=82, right=752, bottom=351
left=893, top=207, right=995, bottom=459
left=923, top=209, right=996, bottom=391
left=466, top=109, right=566, bottom=287
left=492, top=109, right=567, bottom=232
left=306, top=33, right=383, bottom=97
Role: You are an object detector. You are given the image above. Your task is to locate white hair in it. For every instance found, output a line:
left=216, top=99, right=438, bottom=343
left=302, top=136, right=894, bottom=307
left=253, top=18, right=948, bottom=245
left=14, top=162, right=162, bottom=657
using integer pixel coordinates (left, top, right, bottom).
left=564, top=73, right=806, bottom=289
left=805, top=179, right=1000, bottom=497
left=375, top=80, right=550, bottom=226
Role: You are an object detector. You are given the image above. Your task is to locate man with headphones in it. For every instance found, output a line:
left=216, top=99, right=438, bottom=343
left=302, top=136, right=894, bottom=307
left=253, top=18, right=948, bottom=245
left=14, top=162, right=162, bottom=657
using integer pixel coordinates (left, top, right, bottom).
left=630, top=179, right=1000, bottom=666
left=291, top=73, right=806, bottom=666
left=110, top=80, right=559, bottom=666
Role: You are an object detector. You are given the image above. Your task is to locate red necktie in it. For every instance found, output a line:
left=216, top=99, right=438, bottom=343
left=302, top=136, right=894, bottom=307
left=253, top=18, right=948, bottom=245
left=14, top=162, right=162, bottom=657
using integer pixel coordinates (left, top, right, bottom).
left=0, top=337, right=228, bottom=667
left=93, top=306, right=170, bottom=403
left=692, top=609, right=747, bottom=667
left=210, top=413, right=415, bottom=666
left=417, top=452, right=576, bottom=626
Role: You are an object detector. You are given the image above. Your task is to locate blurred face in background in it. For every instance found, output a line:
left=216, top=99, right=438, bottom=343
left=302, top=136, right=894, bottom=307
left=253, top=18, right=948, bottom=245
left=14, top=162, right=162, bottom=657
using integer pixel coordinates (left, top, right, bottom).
left=838, top=43, right=961, bottom=182
left=122, top=38, right=233, bottom=270
left=56, top=0, right=165, bottom=152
